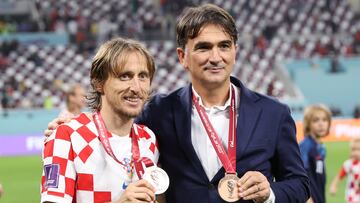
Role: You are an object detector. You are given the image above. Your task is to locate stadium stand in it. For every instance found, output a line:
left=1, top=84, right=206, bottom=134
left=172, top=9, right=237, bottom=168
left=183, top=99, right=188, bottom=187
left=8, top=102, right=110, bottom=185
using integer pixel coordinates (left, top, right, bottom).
left=0, top=0, right=359, bottom=118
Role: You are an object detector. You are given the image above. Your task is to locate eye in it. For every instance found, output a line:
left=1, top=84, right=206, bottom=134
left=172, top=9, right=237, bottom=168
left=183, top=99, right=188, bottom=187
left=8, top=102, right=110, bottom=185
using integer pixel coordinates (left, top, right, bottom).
left=219, top=43, right=231, bottom=50
left=139, top=72, right=149, bottom=80
left=119, top=73, right=131, bottom=80
left=194, top=43, right=211, bottom=52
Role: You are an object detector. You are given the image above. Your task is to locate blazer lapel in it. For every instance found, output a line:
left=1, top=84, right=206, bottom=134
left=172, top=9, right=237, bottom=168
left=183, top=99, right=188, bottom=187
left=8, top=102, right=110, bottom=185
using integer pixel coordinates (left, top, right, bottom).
left=236, top=85, right=262, bottom=160
left=211, top=78, right=262, bottom=184
left=173, top=85, right=209, bottom=182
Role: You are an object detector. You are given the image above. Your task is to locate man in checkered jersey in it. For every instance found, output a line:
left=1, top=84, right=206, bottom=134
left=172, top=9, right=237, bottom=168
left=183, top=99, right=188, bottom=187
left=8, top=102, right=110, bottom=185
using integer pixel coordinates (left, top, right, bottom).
left=41, top=38, right=161, bottom=203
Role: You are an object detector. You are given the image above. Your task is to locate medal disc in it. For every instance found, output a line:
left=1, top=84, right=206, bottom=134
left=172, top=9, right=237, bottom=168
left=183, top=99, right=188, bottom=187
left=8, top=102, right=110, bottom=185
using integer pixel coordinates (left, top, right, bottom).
left=218, top=173, right=240, bottom=202
left=143, top=166, right=169, bottom=194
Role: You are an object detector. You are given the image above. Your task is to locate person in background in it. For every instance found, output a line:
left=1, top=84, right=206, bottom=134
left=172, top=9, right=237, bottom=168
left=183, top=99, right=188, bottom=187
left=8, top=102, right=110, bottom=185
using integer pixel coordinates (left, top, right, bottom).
left=58, top=84, right=86, bottom=118
left=0, top=182, right=3, bottom=198
left=299, top=104, right=332, bottom=203
left=330, top=138, right=360, bottom=203
left=41, top=38, right=161, bottom=203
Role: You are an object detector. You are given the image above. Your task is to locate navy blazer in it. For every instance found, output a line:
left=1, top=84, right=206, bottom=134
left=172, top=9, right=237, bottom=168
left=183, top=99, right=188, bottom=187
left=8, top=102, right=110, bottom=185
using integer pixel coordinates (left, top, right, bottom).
left=136, top=77, right=310, bottom=203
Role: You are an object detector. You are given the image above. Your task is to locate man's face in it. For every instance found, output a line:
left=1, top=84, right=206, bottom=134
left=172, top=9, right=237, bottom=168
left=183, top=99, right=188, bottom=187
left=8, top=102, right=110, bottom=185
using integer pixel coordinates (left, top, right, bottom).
left=71, top=86, right=86, bottom=109
left=177, top=24, right=237, bottom=90
left=101, top=51, right=151, bottom=118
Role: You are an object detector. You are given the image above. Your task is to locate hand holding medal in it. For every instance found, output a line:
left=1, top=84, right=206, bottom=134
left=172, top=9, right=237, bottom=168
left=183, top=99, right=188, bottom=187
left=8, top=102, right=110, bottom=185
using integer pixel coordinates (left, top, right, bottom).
left=237, top=171, right=271, bottom=202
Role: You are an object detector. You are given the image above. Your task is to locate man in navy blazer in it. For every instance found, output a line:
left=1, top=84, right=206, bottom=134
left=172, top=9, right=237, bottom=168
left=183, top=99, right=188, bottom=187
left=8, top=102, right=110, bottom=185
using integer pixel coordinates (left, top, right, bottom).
left=136, top=4, right=310, bottom=203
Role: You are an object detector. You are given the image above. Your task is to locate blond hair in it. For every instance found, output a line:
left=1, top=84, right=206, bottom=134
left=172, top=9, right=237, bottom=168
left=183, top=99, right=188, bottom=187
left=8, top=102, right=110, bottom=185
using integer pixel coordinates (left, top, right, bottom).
left=303, top=104, right=332, bottom=136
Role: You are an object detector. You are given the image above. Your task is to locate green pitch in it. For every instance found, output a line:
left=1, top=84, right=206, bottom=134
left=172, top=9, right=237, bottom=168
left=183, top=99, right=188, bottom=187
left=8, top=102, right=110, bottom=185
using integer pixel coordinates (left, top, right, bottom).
left=0, top=142, right=350, bottom=203
left=0, top=155, right=42, bottom=203
left=326, top=141, right=349, bottom=203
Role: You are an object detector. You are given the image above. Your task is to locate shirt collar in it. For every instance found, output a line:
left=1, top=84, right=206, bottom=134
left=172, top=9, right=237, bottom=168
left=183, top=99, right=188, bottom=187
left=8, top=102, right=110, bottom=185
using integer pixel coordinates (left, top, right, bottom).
left=192, top=84, right=235, bottom=111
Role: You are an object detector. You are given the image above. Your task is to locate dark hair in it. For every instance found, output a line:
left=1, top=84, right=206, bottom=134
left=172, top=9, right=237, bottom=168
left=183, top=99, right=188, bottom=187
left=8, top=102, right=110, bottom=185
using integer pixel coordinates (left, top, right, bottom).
left=176, top=3, right=238, bottom=49
left=87, top=37, right=155, bottom=111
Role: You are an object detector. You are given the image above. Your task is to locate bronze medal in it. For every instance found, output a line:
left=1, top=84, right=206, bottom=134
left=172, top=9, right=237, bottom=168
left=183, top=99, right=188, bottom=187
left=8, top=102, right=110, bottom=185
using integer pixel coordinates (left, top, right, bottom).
left=218, top=173, right=240, bottom=202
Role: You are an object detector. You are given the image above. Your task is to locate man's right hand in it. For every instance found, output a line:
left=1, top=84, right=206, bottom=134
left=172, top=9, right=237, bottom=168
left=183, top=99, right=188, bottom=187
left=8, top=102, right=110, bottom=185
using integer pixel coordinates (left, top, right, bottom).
left=44, top=116, right=73, bottom=137
left=112, top=179, right=156, bottom=203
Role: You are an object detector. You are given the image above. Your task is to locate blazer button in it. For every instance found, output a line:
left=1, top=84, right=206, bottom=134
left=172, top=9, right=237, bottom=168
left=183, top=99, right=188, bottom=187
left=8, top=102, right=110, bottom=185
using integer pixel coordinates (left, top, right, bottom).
left=208, top=183, right=215, bottom=189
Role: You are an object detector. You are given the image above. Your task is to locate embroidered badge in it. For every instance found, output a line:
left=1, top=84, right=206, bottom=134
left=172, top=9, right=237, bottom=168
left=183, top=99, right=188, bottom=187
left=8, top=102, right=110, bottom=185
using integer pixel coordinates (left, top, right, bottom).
left=44, top=164, right=60, bottom=188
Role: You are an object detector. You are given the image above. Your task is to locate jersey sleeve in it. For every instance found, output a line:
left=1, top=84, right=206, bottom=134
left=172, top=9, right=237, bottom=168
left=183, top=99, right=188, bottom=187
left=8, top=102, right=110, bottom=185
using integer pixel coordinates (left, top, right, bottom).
left=341, top=159, right=352, bottom=177
left=338, top=167, right=347, bottom=179
left=41, top=124, right=76, bottom=203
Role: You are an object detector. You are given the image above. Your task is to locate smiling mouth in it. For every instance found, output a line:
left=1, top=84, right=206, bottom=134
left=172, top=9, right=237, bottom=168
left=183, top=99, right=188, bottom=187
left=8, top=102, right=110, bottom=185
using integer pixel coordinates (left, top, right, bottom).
left=124, top=96, right=142, bottom=103
left=204, top=66, right=224, bottom=70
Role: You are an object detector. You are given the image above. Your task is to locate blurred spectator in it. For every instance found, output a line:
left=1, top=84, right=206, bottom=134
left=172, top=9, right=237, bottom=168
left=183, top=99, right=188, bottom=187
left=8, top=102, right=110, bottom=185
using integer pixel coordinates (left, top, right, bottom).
left=254, top=34, right=268, bottom=57
left=0, top=182, right=3, bottom=198
left=262, top=21, right=278, bottom=41
left=329, top=54, right=345, bottom=73
left=353, top=105, right=360, bottom=118
left=330, top=106, right=342, bottom=117
left=0, top=54, right=9, bottom=70
left=354, top=30, right=360, bottom=54
left=1, top=87, right=10, bottom=117
left=314, top=40, right=329, bottom=56
left=97, top=17, right=112, bottom=44
left=6, top=76, right=18, bottom=92
left=0, top=40, right=18, bottom=57
left=28, top=52, right=43, bottom=67
left=59, top=84, right=86, bottom=118
left=19, top=97, right=32, bottom=109
left=43, top=95, right=54, bottom=110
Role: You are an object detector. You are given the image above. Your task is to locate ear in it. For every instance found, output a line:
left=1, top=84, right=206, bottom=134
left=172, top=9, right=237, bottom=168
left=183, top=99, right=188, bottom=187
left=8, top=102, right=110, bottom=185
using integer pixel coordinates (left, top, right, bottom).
left=94, top=81, right=104, bottom=95
left=235, top=44, right=239, bottom=62
left=176, top=47, right=188, bottom=70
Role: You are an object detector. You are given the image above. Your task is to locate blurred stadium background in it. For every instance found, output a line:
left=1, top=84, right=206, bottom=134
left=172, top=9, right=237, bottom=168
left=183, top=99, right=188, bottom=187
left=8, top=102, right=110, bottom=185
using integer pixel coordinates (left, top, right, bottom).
left=0, top=0, right=360, bottom=202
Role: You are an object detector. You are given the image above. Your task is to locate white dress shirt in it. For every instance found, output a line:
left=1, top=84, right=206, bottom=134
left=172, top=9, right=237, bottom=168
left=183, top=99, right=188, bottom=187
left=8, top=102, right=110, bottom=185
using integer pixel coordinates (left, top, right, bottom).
left=191, top=83, right=275, bottom=203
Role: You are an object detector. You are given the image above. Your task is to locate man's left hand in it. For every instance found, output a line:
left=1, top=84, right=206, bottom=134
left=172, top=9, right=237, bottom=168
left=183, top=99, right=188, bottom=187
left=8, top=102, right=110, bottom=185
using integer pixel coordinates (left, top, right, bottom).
left=237, top=171, right=270, bottom=202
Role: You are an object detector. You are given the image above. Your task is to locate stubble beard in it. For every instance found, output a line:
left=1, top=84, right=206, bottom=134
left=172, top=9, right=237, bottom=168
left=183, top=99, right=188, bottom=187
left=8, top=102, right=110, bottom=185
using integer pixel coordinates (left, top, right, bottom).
left=112, top=101, right=145, bottom=119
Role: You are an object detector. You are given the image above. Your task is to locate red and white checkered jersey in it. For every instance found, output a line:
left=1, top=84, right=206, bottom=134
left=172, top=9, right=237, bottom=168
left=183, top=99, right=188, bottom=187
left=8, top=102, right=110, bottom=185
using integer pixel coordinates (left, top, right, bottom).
left=341, top=159, right=360, bottom=203
left=41, top=113, right=159, bottom=203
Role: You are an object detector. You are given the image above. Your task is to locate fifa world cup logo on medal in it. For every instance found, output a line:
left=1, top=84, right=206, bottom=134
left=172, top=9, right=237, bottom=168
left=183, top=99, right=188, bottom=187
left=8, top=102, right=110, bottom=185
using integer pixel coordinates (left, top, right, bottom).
left=227, top=179, right=235, bottom=198
left=218, top=173, right=240, bottom=202
left=143, top=166, right=170, bottom=195
left=150, top=170, right=160, bottom=187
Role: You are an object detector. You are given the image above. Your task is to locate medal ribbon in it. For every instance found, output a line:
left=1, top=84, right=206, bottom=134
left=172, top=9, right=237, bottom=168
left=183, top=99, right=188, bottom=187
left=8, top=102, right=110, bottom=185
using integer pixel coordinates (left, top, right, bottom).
left=192, top=85, right=237, bottom=173
left=131, top=126, right=154, bottom=178
left=93, top=112, right=154, bottom=178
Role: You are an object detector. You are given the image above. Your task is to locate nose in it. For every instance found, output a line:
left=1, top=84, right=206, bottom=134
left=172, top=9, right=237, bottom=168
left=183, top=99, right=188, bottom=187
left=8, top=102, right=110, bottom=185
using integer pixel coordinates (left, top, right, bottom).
left=209, top=48, right=221, bottom=63
left=129, top=78, right=141, bottom=92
